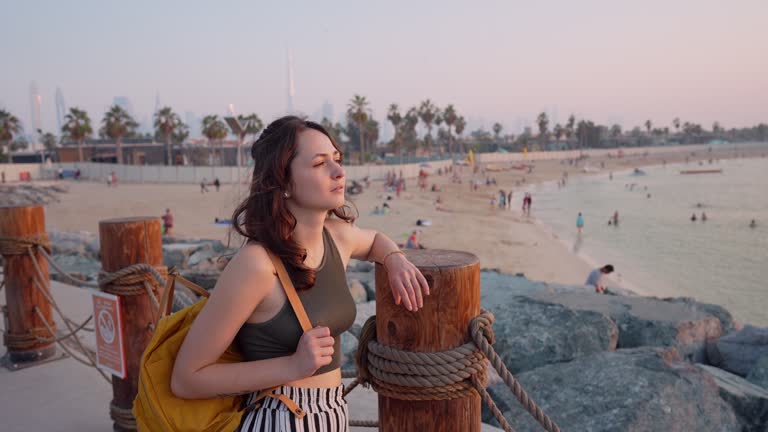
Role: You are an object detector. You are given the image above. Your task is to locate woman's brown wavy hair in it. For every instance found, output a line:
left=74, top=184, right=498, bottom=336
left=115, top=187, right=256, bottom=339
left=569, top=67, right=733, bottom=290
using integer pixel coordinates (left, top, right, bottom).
left=231, top=116, right=356, bottom=291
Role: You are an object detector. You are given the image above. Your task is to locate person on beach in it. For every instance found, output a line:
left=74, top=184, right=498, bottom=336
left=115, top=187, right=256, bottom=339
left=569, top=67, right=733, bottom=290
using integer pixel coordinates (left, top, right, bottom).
left=111, top=171, right=118, bottom=187
left=701, top=212, right=707, bottom=222
left=161, top=208, right=174, bottom=236
left=691, top=213, right=697, bottom=222
left=586, top=265, right=614, bottom=294
left=214, top=177, right=221, bottom=192
left=171, top=116, right=429, bottom=431
left=612, top=211, right=619, bottom=226
left=405, top=230, right=424, bottom=249
left=576, top=212, right=585, bottom=235
left=201, top=178, right=209, bottom=193
left=750, top=219, right=757, bottom=228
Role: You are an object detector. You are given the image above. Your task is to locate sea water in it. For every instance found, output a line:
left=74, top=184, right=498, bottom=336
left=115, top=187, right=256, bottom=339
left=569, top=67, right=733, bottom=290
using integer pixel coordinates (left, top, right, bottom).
left=527, top=157, right=768, bottom=326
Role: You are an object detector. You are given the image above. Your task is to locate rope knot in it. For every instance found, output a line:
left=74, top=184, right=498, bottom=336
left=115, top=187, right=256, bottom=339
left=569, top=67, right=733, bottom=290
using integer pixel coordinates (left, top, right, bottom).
left=0, top=234, right=52, bottom=256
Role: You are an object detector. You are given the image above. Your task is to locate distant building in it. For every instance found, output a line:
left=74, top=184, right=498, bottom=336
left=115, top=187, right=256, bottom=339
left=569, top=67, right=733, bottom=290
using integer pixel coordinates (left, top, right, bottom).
left=113, top=96, right=135, bottom=117
left=322, top=100, right=334, bottom=122
left=55, top=138, right=247, bottom=166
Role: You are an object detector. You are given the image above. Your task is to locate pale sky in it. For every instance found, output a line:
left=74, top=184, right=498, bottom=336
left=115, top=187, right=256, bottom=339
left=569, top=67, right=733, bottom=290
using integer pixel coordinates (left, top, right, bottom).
left=2, top=0, right=767, bottom=139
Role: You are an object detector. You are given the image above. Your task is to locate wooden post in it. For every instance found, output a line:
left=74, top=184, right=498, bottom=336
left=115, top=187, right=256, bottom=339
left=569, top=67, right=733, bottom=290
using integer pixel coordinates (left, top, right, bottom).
left=376, top=249, right=481, bottom=432
left=0, top=205, right=57, bottom=364
left=99, top=217, right=164, bottom=431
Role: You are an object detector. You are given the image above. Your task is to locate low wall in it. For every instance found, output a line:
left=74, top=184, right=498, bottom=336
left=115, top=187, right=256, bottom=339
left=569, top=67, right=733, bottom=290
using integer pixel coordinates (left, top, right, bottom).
left=4, top=141, right=764, bottom=185
left=0, top=164, right=44, bottom=182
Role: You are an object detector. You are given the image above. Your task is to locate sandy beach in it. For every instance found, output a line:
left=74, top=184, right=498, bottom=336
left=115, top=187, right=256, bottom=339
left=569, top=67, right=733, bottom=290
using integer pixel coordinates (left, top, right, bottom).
left=40, top=143, right=768, bottom=292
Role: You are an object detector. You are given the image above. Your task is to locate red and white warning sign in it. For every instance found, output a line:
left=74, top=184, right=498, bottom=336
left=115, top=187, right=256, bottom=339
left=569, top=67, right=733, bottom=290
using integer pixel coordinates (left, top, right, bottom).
left=92, top=291, right=126, bottom=379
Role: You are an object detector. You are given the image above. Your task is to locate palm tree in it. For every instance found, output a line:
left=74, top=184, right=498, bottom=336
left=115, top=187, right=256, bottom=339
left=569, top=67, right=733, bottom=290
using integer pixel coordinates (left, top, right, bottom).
left=492, top=123, right=503, bottom=150
left=442, top=105, right=458, bottom=156
left=645, top=120, right=652, bottom=134
left=201, top=115, right=228, bottom=166
left=454, top=116, right=467, bottom=153
left=387, top=104, right=403, bottom=155
left=154, top=107, right=181, bottom=165
left=62, top=108, right=93, bottom=162
left=364, top=118, right=380, bottom=157
left=553, top=124, right=564, bottom=141
left=41, top=132, right=58, bottom=151
left=673, top=118, right=681, bottom=134
left=347, top=95, right=370, bottom=164
left=100, top=105, right=138, bottom=164
left=537, top=112, right=549, bottom=145
left=233, top=113, right=263, bottom=167
left=321, top=117, right=344, bottom=149
left=0, top=109, right=23, bottom=163
left=565, top=115, right=576, bottom=139
left=237, top=113, right=264, bottom=137
left=434, top=111, right=444, bottom=153
left=403, top=107, right=420, bottom=154
left=610, top=124, right=622, bottom=138
left=418, top=100, right=438, bottom=155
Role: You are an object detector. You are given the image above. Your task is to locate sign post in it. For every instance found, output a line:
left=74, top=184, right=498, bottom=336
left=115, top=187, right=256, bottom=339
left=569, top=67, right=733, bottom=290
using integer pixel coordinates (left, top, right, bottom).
left=92, top=291, right=126, bottom=379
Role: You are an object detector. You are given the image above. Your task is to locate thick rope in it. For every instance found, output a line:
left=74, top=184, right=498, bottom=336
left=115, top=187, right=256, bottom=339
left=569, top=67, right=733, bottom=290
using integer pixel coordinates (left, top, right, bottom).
left=0, top=234, right=52, bottom=256
left=33, top=306, right=112, bottom=384
left=26, top=247, right=110, bottom=383
left=98, top=263, right=167, bottom=304
left=3, top=326, right=54, bottom=349
left=110, top=400, right=137, bottom=430
left=470, top=312, right=561, bottom=432
left=354, top=310, right=562, bottom=432
left=37, top=246, right=99, bottom=289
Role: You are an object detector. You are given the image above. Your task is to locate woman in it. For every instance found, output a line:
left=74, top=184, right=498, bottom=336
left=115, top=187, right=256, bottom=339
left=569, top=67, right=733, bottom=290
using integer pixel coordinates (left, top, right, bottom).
left=171, top=116, right=429, bottom=431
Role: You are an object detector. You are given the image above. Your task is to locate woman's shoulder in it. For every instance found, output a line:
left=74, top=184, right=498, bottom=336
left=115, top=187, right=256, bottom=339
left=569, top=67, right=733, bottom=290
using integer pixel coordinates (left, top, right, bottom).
left=222, top=242, right=276, bottom=281
left=324, top=217, right=353, bottom=234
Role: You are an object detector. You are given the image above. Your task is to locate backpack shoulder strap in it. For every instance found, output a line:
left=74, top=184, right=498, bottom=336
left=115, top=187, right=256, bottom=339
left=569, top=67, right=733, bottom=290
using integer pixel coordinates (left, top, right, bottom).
left=266, top=250, right=312, bottom=332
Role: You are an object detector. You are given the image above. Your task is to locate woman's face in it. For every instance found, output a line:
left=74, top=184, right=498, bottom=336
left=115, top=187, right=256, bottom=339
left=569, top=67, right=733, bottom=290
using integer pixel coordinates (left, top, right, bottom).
left=287, top=128, right=346, bottom=211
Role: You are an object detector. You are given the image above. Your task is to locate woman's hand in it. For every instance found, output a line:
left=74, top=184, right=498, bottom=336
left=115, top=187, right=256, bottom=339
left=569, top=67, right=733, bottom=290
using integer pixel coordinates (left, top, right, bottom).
left=290, top=326, right=335, bottom=377
left=384, top=253, right=430, bottom=312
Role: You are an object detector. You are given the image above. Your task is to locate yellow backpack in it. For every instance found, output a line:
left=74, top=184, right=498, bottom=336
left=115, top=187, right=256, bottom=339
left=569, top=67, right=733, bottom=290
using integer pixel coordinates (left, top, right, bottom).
left=133, top=251, right=313, bottom=431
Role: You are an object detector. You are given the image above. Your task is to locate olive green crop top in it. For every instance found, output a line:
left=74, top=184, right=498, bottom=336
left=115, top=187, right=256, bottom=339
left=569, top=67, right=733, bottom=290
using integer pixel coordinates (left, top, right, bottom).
left=235, top=228, right=357, bottom=376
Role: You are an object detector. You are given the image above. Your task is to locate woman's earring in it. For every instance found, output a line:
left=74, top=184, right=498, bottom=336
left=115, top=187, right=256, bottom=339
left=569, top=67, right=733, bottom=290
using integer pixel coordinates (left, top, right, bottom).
left=283, top=192, right=290, bottom=198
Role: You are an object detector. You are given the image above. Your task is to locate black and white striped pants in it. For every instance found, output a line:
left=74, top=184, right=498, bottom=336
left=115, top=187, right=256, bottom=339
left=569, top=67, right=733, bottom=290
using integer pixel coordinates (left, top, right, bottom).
left=239, top=384, right=349, bottom=431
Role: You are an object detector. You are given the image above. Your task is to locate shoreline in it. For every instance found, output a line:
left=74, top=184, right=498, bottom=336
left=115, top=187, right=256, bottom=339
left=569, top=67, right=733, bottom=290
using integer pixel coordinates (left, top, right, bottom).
left=21, top=142, right=768, bottom=302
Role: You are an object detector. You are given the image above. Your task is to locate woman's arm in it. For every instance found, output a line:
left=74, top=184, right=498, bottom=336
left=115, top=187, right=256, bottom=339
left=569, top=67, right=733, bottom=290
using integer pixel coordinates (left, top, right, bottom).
left=171, top=245, right=307, bottom=399
left=329, top=220, right=430, bottom=311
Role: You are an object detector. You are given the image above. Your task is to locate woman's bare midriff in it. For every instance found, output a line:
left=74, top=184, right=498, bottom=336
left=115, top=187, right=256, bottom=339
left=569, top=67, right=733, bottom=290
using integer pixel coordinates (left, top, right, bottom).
left=285, top=367, right=341, bottom=388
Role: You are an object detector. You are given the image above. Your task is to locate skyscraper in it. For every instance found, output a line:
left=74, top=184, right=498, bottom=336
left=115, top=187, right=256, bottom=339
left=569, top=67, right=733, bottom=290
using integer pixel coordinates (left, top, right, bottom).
left=322, top=100, right=334, bottom=122
left=55, top=87, right=67, bottom=133
left=286, top=50, right=295, bottom=114
left=113, top=96, right=135, bottom=117
left=29, top=81, right=42, bottom=150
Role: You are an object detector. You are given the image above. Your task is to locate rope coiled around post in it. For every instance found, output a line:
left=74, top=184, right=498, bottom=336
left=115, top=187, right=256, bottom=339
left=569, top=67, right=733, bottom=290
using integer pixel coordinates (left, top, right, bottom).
left=0, top=234, right=51, bottom=256
left=98, top=264, right=167, bottom=311
left=352, top=309, right=562, bottom=432
left=110, top=400, right=137, bottom=430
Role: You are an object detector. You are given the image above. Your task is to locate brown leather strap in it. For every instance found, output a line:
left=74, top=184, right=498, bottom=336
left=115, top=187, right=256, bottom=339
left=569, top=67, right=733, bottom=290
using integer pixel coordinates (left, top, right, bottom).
left=266, top=250, right=312, bottom=332
left=158, top=267, right=211, bottom=320
left=244, top=386, right=307, bottom=419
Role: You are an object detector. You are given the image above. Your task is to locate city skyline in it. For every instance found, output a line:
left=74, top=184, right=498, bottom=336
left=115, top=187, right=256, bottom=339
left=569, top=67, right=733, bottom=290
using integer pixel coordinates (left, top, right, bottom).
left=2, top=0, right=766, bottom=141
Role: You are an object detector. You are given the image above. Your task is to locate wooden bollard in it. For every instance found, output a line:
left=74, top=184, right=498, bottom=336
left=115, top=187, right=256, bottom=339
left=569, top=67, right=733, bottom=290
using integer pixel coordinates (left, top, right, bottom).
left=376, top=249, right=481, bottom=432
left=99, top=217, right=164, bottom=431
left=0, top=205, right=57, bottom=364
